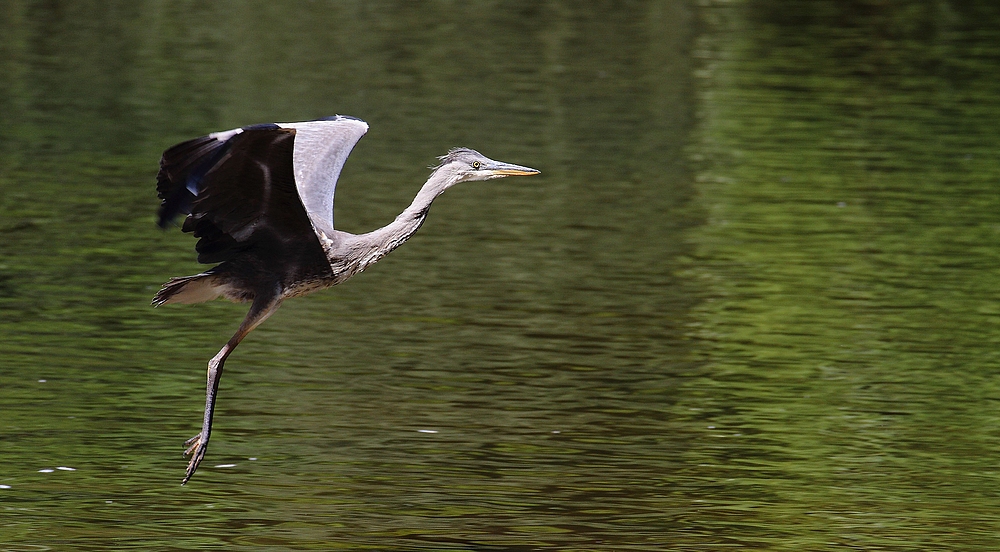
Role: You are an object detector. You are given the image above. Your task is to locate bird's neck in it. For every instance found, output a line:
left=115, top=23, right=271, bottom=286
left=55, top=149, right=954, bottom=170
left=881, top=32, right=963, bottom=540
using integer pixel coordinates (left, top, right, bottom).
left=335, top=166, right=460, bottom=276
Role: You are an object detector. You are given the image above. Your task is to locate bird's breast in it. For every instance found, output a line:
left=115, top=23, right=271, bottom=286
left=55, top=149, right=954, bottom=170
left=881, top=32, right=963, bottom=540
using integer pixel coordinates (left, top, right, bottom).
left=281, top=276, right=337, bottom=299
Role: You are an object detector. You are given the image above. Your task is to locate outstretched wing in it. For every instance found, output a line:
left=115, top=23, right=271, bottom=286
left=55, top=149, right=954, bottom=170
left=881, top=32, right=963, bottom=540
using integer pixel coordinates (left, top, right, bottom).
left=156, top=124, right=319, bottom=266
left=156, top=129, right=236, bottom=227
left=277, top=116, right=369, bottom=236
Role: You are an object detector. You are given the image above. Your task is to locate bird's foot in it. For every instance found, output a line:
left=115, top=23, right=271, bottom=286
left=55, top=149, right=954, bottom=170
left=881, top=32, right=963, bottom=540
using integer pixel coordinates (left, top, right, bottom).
left=182, top=433, right=208, bottom=485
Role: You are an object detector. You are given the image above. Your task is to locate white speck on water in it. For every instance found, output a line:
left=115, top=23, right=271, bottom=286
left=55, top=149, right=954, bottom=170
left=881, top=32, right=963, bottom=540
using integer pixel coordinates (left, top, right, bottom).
left=214, top=464, right=236, bottom=468
left=56, top=467, right=75, bottom=471
left=552, top=430, right=561, bottom=434
left=417, top=429, right=437, bottom=433
left=707, top=426, right=716, bottom=429
left=248, top=457, right=257, bottom=461
left=38, top=469, right=54, bottom=473
left=106, top=500, right=113, bottom=504
left=38, top=379, right=46, bottom=383
left=0, top=485, right=10, bottom=489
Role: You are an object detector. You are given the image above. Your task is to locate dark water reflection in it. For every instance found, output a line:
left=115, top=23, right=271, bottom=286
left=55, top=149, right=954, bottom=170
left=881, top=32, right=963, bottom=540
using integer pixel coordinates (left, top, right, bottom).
left=1, top=1, right=697, bottom=550
left=2, top=0, right=1000, bottom=550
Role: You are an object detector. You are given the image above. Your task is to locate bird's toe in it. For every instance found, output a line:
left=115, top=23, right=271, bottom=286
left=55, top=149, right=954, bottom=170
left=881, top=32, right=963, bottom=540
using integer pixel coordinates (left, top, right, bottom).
left=181, top=433, right=209, bottom=484
left=183, top=434, right=202, bottom=456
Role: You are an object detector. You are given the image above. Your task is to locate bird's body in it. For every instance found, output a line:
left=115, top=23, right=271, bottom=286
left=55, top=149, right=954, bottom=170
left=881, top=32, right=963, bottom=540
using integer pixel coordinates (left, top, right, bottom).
left=154, top=116, right=539, bottom=483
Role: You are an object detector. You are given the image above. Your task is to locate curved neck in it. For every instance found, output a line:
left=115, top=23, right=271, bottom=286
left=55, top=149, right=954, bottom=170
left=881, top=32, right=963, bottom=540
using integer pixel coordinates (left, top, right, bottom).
left=338, top=165, right=461, bottom=274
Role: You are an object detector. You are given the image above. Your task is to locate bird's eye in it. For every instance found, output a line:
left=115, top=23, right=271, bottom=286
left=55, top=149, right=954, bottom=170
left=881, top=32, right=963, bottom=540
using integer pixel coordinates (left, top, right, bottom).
left=472, top=161, right=482, bottom=170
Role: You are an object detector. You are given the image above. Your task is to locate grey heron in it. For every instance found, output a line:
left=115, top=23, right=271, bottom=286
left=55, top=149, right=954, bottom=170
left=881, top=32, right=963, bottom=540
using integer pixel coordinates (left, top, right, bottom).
left=154, top=115, right=539, bottom=483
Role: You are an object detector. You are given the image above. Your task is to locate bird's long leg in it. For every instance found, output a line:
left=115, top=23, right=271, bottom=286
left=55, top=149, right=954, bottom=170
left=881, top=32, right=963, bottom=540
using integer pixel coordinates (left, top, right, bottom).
left=182, top=293, right=283, bottom=485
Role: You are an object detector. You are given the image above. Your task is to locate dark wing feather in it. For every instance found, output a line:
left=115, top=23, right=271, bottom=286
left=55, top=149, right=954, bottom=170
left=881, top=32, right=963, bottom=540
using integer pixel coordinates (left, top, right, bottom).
left=157, top=128, right=327, bottom=275
left=156, top=135, right=233, bottom=227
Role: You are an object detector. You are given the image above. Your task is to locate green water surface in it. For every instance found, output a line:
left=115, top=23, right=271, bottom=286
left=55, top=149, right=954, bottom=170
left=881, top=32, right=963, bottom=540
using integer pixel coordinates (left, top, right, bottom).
left=1, top=1, right=999, bottom=550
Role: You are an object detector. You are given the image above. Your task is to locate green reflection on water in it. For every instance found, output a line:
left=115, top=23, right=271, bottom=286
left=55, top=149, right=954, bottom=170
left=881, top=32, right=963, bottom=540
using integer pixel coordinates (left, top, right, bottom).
left=685, top=0, right=1000, bottom=548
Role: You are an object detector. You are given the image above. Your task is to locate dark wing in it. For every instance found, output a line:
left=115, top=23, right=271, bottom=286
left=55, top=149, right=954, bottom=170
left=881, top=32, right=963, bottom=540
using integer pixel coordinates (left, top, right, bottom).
left=156, top=131, right=234, bottom=228
left=156, top=126, right=322, bottom=268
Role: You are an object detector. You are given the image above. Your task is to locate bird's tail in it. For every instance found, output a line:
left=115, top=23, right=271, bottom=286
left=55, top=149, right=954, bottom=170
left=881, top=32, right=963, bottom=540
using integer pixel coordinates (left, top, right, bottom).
left=152, top=273, right=225, bottom=306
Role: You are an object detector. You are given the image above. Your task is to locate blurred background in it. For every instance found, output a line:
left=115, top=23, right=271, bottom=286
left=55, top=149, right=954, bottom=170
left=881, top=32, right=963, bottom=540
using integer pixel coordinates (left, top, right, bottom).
left=1, top=0, right=1000, bottom=550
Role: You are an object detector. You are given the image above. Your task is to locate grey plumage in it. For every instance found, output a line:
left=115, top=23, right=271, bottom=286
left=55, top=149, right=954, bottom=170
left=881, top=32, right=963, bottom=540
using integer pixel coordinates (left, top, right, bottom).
left=154, top=116, right=539, bottom=483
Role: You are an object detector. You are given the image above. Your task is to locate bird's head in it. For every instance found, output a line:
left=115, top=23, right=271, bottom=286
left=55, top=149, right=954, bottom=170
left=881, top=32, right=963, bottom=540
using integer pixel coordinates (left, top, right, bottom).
left=434, top=148, right=540, bottom=184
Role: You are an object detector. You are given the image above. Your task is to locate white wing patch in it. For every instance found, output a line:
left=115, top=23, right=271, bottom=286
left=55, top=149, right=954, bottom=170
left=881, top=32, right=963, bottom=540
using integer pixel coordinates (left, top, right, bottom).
left=208, top=127, right=243, bottom=142
left=278, top=117, right=369, bottom=236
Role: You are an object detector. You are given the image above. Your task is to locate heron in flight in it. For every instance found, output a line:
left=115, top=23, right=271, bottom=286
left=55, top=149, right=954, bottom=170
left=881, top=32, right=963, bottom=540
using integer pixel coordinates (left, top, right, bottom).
left=154, top=116, right=539, bottom=483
